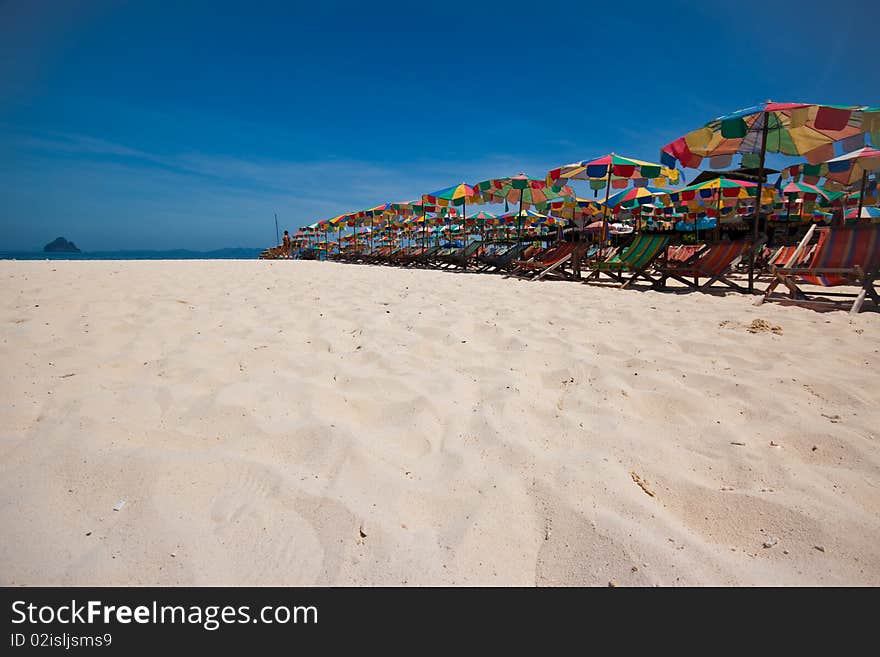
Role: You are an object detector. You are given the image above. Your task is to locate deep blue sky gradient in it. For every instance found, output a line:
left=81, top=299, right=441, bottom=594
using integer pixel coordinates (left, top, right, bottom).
left=1, top=0, right=878, bottom=250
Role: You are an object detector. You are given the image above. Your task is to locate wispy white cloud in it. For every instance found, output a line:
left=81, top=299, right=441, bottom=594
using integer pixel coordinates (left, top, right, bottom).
left=0, top=127, right=569, bottom=249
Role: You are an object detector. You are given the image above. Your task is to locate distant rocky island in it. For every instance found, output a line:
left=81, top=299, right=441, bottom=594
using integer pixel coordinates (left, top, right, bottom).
left=43, top=237, right=81, bottom=253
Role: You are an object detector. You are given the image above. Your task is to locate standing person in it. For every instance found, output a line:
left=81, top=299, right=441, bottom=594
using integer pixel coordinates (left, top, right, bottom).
left=281, top=230, right=292, bottom=258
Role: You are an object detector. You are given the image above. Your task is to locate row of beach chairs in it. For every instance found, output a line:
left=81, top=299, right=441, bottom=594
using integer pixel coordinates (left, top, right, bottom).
left=327, top=224, right=879, bottom=313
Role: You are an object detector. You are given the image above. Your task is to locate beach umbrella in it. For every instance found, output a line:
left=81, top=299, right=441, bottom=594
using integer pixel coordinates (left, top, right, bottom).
left=473, top=174, right=573, bottom=210
left=604, top=185, right=671, bottom=209
left=669, top=178, right=758, bottom=240
left=466, top=210, right=497, bottom=243
left=547, top=154, right=679, bottom=242
left=547, top=154, right=679, bottom=189
left=547, top=198, right=604, bottom=229
left=662, top=102, right=880, bottom=173
left=424, top=183, right=477, bottom=208
left=423, top=183, right=478, bottom=242
left=781, top=146, right=880, bottom=188
left=472, top=174, right=574, bottom=242
left=780, top=181, right=841, bottom=222
left=845, top=205, right=880, bottom=221
left=781, top=181, right=839, bottom=202
left=496, top=208, right=549, bottom=221
left=780, top=147, right=880, bottom=219
left=660, top=101, right=880, bottom=289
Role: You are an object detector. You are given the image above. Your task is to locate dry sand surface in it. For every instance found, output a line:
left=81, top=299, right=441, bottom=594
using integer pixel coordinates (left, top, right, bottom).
left=1, top=259, right=878, bottom=586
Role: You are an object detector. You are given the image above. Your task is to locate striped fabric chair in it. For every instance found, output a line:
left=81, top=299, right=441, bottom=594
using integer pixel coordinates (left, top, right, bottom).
left=507, top=242, right=585, bottom=281
left=657, top=239, right=756, bottom=293
left=583, top=234, right=670, bottom=289
left=437, top=240, right=483, bottom=269
left=767, top=244, right=816, bottom=268
left=477, top=243, right=525, bottom=273
left=666, top=244, right=703, bottom=264
left=760, top=225, right=880, bottom=313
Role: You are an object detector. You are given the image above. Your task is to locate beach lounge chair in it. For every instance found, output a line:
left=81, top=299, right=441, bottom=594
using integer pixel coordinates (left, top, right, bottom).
left=507, top=242, right=584, bottom=281
left=759, top=225, right=880, bottom=313
left=437, top=241, right=483, bottom=269
left=335, top=246, right=362, bottom=262
left=582, top=234, right=670, bottom=289
left=376, top=246, right=405, bottom=264
left=768, top=244, right=816, bottom=268
left=477, top=243, right=525, bottom=273
left=361, top=246, right=392, bottom=263
left=424, top=245, right=458, bottom=267
left=390, top=246, right=423, bottom=265
left=405, top=245, right=444, bottom=267
left=655, top=239, right=758, bottom=293
left=666, top=244, right=703, bottom=264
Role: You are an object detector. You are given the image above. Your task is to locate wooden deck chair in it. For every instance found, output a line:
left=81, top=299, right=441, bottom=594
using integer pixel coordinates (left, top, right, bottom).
left=507, top=242, right=581, bottom=281
left=759, top=224, right=880, bottom=313
left=477, top=243, right=525, bottom=273
left=404, top=245, right=444, bottom=267
left=583, top=234, right=670, bottom=289
left=438, top=241, right=483, bottom=269
left=362, top=246, right=393, bottom=263
left=772, top=244, right=816, bottom=267
left=666, top=244, right=704, bottom=264
left=505, top=244, right=553, bottom=277
left=656, top=239, right=758, bottom=293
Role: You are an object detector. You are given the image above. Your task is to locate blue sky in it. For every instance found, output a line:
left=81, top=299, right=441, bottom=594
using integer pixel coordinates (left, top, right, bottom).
left=1, top=0, right=878, bottom=250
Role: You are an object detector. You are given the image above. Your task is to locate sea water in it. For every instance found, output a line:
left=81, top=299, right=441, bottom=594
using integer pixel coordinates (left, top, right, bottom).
left=0, top=248, right=265, bottom=261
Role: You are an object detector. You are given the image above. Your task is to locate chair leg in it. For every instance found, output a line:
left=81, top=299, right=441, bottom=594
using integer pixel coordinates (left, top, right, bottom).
left=621, top=265, right=649, bottom=289
left=851, top=272, right=877, bottom=314
left=758, top=276, right=782, bottom=305
left=534, top=254, right=571, bottom=281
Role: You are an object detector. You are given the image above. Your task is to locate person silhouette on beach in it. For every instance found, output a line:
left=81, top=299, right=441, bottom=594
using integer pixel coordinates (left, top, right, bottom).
left=281, top=230, right=291, bottom=258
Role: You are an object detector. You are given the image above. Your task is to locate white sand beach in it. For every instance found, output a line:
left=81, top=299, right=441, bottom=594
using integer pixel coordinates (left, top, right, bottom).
left=1, top=259, right=878, bottom=586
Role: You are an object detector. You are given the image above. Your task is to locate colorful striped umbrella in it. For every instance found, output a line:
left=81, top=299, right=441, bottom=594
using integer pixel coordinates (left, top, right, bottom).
left=604, top=185, right=671, bottom=209
left=845, top=206, right=880, bottom=220
left=496, top=208, right=549, bottom=223
left=548, top=197, right=604, bottom=223
left=472, top=176, right=574, bottom=241
left=472, top=174, right=574, bottom=210
left=546, top=153, right=680, bottom=189
left=780, top=147, right=880, bottom=219
left=547, top=154, right=678, bottom=242
left=423, top=183, right=477, bottom=207
left=467, top=211, right=496, bottom=220
left=780, top=146, right=880, bottom=188
left=661, top=102, right=880, bottom=170
left=423, top=184, right=478, bottom=244
left=781, top=181, right=840, bottom=202
left=672, top=178, right=759, bottom=239
left=676, top=177, right=757, bottom=200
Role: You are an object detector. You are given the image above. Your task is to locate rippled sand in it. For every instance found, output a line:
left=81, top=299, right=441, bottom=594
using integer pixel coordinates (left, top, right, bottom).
left=1, top=259, right=878, bottom=585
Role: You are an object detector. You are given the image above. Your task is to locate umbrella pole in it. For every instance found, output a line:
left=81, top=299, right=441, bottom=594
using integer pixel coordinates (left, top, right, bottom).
left=856, top=170, right=868, bottom=222
left=714, top=185, right=722, bottom=242
left=601, top=167, right=613, bottom=245
left=749, top=112, right=770, bottom=292
left=517, top=196, right=524, bottom=245
left=463, top=200, right=467, bottom=245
